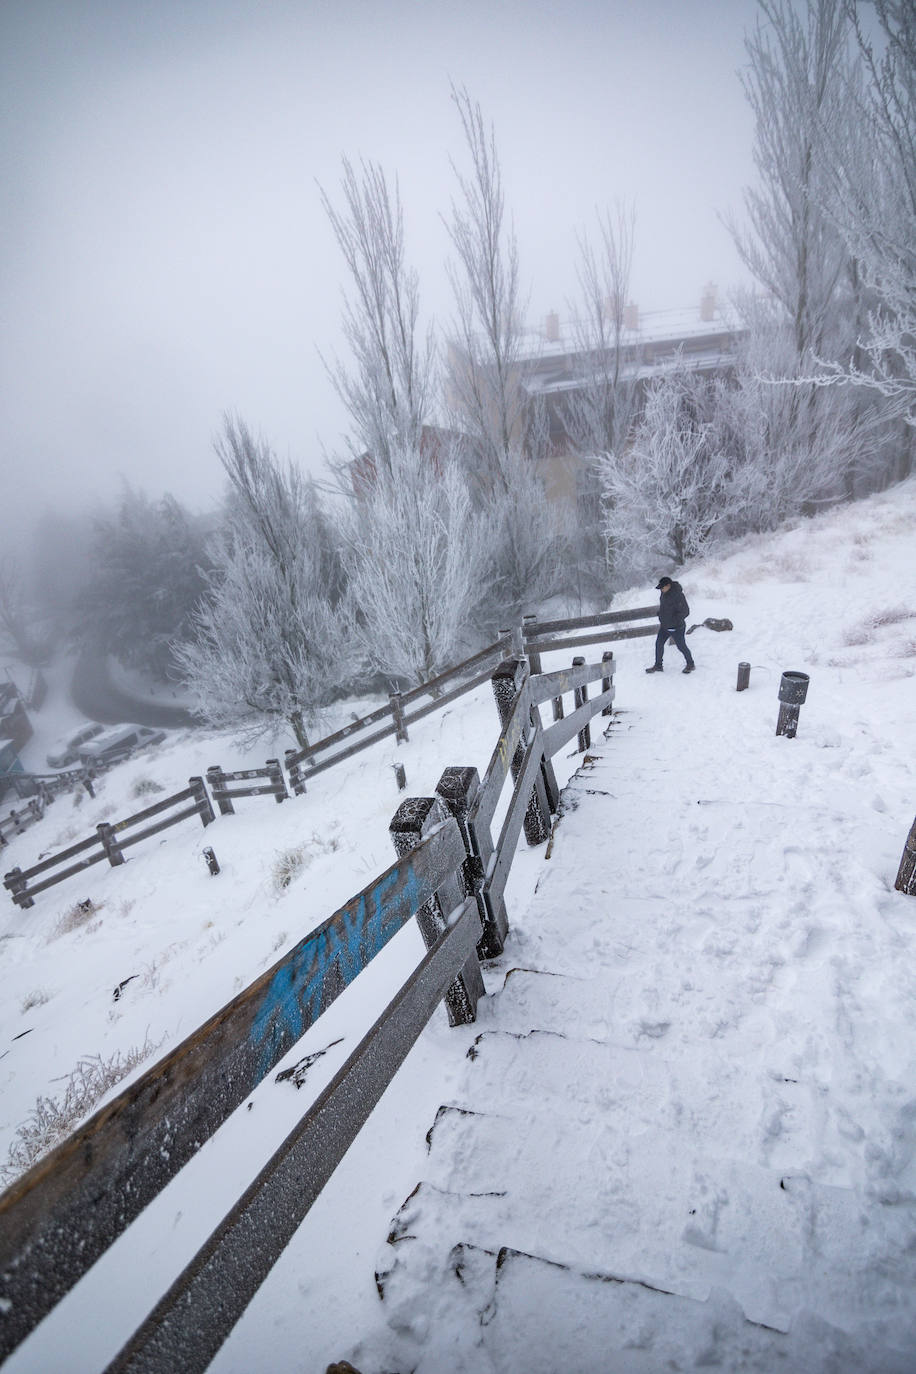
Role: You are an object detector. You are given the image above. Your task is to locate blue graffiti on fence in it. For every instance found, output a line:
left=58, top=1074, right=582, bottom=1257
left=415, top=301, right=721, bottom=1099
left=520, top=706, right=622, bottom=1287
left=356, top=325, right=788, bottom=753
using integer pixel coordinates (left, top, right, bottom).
left=251, top=860, right=424, bottom=1078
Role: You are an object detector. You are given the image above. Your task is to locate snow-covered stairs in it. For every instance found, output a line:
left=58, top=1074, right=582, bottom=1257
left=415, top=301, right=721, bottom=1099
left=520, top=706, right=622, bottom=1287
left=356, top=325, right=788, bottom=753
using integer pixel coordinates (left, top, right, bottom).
left=363, top=719, right=916, bottom=1372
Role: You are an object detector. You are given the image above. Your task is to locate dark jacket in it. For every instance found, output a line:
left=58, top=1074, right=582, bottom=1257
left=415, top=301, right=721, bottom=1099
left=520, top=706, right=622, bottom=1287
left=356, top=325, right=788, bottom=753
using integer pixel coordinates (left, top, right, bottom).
left=658, top=581, right=689, bottom=630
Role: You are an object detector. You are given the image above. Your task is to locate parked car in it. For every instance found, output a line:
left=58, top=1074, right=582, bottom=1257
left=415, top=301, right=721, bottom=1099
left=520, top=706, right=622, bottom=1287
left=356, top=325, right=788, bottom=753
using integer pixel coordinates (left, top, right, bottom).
left=78, top=725, right=166, bottom=768
left=46, top=723, right=104, bottom=769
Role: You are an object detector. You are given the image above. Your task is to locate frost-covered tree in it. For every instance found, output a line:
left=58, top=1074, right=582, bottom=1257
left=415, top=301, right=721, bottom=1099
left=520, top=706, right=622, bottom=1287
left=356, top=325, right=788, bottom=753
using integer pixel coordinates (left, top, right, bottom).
left=713, top=298, right=875, bottom=525
left=175, top=418, right=350, bottom=748
left=813, top=0, right=916, bottom=438
left=564, top=204, right=640, bottom=461
left=734, top=0, right=854, bottom=365
left=598, top=370, right=732, bottom=575
left=342, top=448, right=489, bottom=686
left=78, top=487, right=211, bottom=680
left=561, top=203, right=642, bottom=593
left=444, top=85, right=567, bottom=620
left=319, top=157, right=435, bottom=478
left=731, top=0, right=884, bottom=497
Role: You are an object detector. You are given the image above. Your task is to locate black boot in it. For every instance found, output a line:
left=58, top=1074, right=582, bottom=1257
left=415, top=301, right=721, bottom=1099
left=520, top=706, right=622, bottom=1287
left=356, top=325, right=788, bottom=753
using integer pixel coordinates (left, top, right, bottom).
left=645, top=665, right=663, bottom=673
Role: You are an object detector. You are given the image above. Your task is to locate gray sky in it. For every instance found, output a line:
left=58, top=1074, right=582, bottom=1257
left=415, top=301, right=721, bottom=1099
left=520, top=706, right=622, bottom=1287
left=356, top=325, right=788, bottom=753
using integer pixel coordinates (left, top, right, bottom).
left=1, top=0, right=760, bottom=543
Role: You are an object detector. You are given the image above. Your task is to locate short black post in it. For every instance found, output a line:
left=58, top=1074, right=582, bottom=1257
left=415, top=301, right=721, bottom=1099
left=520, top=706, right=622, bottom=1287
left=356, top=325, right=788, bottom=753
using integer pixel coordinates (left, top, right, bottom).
left=389, top=691, right=408, bottom=744
left=601, top=650, right=615, bottom=716
left=285, top=748, right=305, bottom=796
left=552, top=692, right=564, bottom=722
left=190, top=776, right=215, bottom=827
left=776, top=671, right=810, bottom=739
left=393, top=762, right=407, bottom=791
left=573, top=655, right=591, bottom=752
left=895, top=816, right=916, bottom=896
left=436, top=765, right=508, bottom=959
left=737, top=662, right=751, bottom=692
left=389, top=796, right=484, bottom=1026
left=97, top=821, right=125, bottom=867
left=207, top=765, right=233, bottom=816
left=203, top=846, right=220, bottom=876
left=266, top=758, right=288, bottom=804
left=81, top=770, right=95, bottom=799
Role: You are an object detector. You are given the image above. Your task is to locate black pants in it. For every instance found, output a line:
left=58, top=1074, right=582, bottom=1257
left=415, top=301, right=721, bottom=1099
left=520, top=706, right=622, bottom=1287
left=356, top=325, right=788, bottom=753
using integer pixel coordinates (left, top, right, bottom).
left=654, top=625, right=694, bottom=669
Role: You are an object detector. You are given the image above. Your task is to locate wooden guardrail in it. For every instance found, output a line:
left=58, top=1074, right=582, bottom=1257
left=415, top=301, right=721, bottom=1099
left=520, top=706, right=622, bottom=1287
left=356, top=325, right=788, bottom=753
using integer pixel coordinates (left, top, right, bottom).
left=284, top=633, right=512, bottom=793
left=0, top=650, right=616, bottom=1372
left=2, top=608, right=658, bottom=905
left=2, top=778, right=214, bottom=908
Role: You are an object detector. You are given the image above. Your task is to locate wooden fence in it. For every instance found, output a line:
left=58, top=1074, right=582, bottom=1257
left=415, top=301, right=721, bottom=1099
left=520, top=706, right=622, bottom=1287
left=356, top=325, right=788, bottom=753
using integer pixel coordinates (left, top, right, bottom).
left=284, top=632, right=514, bottom=793
left=0, top=610, right=656, bottom=901
left=1, top=610, right=653, bottom=905
left=0, top=796, right=46, bottom=849
left=0, top=649, right=616, bottom=1372
left=3, top=779, right=214, bottom=909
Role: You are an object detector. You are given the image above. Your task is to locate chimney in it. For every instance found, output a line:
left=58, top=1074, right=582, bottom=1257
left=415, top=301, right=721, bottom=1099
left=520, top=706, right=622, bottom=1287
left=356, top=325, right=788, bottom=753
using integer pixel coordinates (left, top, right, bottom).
left=623, top=301, right=639, bottom=331
left=700, top=282, right=717, bottom=321
left=545, top=309, right=560, bottom=343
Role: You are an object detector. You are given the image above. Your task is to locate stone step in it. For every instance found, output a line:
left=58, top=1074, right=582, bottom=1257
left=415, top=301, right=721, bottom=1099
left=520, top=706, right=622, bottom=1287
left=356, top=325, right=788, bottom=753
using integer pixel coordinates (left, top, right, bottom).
left=453, top=1027, right=821, bottom=1175
left=378, top=1231, right=912, bottom=1374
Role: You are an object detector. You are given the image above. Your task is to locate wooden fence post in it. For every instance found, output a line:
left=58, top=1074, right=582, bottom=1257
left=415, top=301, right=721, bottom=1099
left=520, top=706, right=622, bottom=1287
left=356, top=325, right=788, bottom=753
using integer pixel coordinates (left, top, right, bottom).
left=573, top=655, right=591, bottom=752
left=523, top=614, right=542, bottom=676
left=97, top=822, right=125, bottom=867
left=389, top=691, right=408, bottom=744
left=265, top=759, right=288, bottom=804
left=601, top=651, right=615, bottom=716
left=896, top=816, right=916, bottom=896
left=491, top=658, right=551, bottom=845
left=189, top=777, right=215, bottom=828
left=3, top=866, right=32, bottom=908
left=207, top=765, right=233, bottom=816
left=284, top=748, right=305, bottom=797
left=536, top=706, right=561, bottom=815
left=389, top=796, right=484, bottom=1026
left=436, top=765, right=508, bottom=959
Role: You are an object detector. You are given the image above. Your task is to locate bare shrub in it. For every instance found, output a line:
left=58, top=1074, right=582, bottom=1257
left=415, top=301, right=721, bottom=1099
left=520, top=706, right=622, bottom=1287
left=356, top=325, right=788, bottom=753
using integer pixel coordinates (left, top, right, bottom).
left=843, top=606, right=916, bottom=646
left=1, top=1038, right=160, bottom=1184
left=51, top=898, right=104, bottom=940
left=272, top=845, right=308, bottom=892
left=21, top=988, right=50, bottom=1014
left=131, top=776, right=164, bottom=799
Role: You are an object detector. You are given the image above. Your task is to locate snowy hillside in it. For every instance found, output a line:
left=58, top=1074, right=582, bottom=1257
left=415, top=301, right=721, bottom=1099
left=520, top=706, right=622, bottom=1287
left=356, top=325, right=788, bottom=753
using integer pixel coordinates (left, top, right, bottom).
left=3, top=476, right=916, bottom=1372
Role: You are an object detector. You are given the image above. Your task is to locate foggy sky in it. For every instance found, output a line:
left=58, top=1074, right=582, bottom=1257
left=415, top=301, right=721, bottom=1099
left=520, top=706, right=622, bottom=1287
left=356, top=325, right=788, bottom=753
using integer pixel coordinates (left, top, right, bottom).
left=0, top=0, right=761, bottom=548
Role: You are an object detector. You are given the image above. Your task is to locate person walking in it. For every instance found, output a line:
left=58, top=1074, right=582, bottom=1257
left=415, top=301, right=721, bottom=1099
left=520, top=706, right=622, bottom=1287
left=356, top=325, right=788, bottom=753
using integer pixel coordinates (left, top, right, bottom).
left=646, top=576, right=695, bottom=674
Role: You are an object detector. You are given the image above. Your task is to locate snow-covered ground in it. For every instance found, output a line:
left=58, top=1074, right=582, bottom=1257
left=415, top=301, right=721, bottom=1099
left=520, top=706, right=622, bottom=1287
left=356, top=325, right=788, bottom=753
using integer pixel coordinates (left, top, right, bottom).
left=2, top=476, right=916, bottom=1371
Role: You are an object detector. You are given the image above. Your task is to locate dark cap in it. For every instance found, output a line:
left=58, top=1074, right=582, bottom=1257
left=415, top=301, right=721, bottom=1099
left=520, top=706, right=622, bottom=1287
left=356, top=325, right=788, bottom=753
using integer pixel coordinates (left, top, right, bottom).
left=655, top=577, right=672, bottom=590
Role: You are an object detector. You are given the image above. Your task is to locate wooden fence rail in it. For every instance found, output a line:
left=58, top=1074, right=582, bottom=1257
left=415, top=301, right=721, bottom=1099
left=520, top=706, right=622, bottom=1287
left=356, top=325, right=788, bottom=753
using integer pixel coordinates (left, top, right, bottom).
left=206, top=760, right=287, bottom=814
left=0, top=650, right=617, bottom=1371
